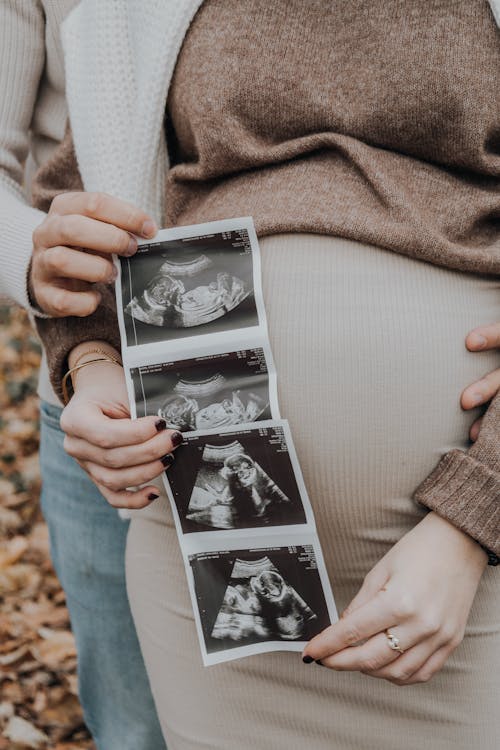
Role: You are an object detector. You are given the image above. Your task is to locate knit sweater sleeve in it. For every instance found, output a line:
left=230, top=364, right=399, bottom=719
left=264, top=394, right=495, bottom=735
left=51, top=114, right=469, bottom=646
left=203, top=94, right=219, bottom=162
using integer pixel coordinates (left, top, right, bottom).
left=0, top=0, right=50, bottom=312
left=28, top=124, right=122, bottom=404
left=414, top=391, right=500, bottom=556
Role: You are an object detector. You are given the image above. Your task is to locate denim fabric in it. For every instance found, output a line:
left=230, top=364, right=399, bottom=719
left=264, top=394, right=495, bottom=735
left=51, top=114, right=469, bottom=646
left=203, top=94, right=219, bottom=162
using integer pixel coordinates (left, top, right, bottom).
left=39, top=401, right=166, bottom=750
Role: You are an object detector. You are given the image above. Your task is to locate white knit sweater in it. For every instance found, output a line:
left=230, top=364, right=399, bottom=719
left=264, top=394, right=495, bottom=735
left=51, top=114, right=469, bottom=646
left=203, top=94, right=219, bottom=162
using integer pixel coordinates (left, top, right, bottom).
left=1, top=0, right=500, bottom=403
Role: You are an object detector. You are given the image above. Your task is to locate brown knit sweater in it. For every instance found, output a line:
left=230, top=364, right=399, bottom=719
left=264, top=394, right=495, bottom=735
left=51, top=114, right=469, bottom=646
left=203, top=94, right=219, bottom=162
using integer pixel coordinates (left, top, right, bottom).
left=33, top=0, right=499, bottom=554
left=165, top=0, right=500, bottom=279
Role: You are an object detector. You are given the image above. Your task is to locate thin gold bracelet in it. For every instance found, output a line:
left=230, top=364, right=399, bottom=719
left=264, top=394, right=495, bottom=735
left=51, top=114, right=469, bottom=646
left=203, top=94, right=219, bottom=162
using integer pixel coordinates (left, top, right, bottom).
left=71, top=347, right=122, bottom=371
left=61, top=355, right=122, bottom=405
left=69, top=347, right=122, bottom=393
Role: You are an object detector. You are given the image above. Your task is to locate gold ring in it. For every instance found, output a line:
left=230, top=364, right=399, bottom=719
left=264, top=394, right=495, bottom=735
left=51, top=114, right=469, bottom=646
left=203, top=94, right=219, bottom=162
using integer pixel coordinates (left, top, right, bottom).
left=385, top=630, right=404, bottom=655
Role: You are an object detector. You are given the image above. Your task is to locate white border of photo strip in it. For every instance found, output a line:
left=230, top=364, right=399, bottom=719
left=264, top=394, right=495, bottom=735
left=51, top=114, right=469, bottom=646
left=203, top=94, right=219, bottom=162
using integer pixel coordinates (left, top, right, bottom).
left=114, top=217, right=338, bottom=666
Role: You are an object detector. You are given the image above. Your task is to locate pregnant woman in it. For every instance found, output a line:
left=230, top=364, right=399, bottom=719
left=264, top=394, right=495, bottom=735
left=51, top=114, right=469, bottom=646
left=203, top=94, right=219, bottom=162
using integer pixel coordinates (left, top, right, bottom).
left=5, top=1, right=499, bottom=749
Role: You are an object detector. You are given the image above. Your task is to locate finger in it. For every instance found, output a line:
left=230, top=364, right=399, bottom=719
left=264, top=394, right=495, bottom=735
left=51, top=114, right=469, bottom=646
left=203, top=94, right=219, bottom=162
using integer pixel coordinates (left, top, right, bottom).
left=40, top=214, right=139, bottom=257
left=340, top=565, right=389, bottom=618
left=469, top=417, right=482, bottom=442
left=400, top=645, right=452, bottom=685
left=61, top=407, right=182, bottom=450
left=64, top=429, right=181, bottom=468
left=461, top=369, right=500, bottom=410
left=35, top=283, right=101, bottom=317
left=319, top=626, right=418, bottom=673
left=368, top=642, right=450, bottom=685
left=303, top=590, right=395, bottom=662
left=41, top=245, right=117, bottom=284
left=94, top=481, right=162, bottom=510
left=465, top=323, right=500, bottom=351
left=81, top=454, right=174, bottom=493
left=50, top=191, right=157, bottom=238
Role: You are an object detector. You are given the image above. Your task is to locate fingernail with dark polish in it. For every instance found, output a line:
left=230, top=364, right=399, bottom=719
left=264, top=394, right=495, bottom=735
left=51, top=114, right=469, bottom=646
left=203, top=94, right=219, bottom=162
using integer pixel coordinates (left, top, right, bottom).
left=171, top=431, right=183, bottom=447
left=155, top=419, right=167, bottom=432
left=315, top=660, right=324, bottom=667
left=302, top=655, right=314, bottom=664
left=160, top=453, right=175, bottom=467
left=147, top=493, right=159, bottom=501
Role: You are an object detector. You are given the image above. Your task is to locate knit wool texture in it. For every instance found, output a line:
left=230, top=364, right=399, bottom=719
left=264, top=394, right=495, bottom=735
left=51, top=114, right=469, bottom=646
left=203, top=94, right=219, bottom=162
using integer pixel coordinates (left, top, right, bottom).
left=166, top=0, right=500, bottom=276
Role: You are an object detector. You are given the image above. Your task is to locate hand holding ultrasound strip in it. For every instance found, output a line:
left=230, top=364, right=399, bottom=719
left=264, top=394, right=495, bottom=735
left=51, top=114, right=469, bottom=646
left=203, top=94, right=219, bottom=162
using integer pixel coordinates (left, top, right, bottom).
left=115, top=217, right=337, bottom=665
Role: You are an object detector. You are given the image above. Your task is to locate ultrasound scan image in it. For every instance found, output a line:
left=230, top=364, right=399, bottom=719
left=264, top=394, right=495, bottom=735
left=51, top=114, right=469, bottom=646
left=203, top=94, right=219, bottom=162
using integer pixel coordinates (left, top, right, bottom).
left=125, top=255, right=249, bottom=328
left=186, top=441, right=291, bottom=530
left=121, top=229, right=259, bottom=346
left=157, top=372, right=268, bottom=431
left=211, top=557, right=317, bottom=643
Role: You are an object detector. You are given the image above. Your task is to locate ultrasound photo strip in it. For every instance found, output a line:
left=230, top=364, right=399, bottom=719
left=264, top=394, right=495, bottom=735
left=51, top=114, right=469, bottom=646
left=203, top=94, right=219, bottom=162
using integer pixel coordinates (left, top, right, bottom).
left=113, top=216, right=338, bottom=665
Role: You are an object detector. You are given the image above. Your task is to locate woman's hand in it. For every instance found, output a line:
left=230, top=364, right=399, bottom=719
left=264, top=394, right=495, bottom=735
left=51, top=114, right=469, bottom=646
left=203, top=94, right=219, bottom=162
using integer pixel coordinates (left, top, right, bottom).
left=60, top=343, right=181, bottom=509
left=302, top=513, right=486, bottom=685
left=461, top=322, right=500, bottom=441
left=31, top=191, right=157, bottom=316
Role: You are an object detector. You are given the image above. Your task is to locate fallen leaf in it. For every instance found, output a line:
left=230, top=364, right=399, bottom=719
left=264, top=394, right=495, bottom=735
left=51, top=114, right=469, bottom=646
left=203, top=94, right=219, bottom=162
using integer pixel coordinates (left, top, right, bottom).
left=0, top=680, right=23, bottom=703
left=27, top=524, right=50, bottom=559
left=0, top=702, right=14, bottom=720
left=62, top=675, right=79, bottom=697
left=0, top=644, right=30, bottom=666
left=0, top=564, right=41, bottom=595
left=32, top=631, right=77, bottom=671
left=0, top=536, right=28, bottom=569
left=2, top=715, right=49, bottom=749
left=0, top=506, right=23, bottom=535
left=20, top=598, right=69, bottom=630
left=39, top=693, right=83, bottom=731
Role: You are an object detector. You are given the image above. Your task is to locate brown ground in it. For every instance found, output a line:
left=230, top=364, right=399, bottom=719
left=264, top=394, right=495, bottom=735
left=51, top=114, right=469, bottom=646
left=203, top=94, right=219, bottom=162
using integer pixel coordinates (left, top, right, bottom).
left=0, top=305, right=95, bottom=750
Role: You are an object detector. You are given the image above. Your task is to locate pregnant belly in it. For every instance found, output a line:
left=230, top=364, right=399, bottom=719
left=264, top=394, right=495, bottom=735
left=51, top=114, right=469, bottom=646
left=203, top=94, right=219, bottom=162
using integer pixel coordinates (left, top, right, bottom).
left=259, top=233, right=500, bottom=586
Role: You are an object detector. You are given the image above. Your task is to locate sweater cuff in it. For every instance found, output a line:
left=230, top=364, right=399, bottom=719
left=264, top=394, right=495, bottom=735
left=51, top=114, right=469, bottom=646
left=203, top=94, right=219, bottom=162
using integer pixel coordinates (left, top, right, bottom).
left=0, top=178, right=50, bottom=316
left=414, top=449, right=500, bottom=556
left=34, top=287, right=121, bottom=403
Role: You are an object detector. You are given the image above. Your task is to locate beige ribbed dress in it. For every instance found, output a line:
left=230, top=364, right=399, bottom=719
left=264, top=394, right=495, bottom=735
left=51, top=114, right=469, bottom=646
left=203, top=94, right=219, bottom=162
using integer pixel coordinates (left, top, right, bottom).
left=126, top=2, right=499, bottom=747
left=127, top=233, right=500, bottom=750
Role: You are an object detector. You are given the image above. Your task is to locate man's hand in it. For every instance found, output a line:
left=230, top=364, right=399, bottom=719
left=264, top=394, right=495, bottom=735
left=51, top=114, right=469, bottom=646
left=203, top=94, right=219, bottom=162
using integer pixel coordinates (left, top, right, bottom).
left=31, top=191, right=157, bottom=316
left=462, top=322, right=500, bottom=440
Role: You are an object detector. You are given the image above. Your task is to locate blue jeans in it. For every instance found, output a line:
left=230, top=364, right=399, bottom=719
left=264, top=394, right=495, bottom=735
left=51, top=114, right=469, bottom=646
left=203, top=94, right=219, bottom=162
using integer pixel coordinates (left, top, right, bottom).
left=39, top=401, right=166, bottom=750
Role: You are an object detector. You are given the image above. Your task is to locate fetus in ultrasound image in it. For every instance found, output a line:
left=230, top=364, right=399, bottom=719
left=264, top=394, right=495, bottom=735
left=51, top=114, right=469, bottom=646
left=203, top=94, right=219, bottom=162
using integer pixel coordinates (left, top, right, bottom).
left=190, top=547, right=331, bottom=654
left=167, top=428, right=307, bottom=532
left=212, top=559, right=316, bottom=642
left=158, top=376, right=267, bottom=432
left=121, top=229, right=259, bottom=346
left=131, top=349, right=272, bottom=427
left=187, top=446, right=289, bottom=529
left=126, top=255, right=249, bottom=328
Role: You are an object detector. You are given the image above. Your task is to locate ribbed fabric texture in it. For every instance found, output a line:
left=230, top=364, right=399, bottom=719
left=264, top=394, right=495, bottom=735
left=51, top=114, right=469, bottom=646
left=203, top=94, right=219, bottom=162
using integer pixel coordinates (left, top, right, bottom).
left=126, top=233, right=500, bottom=750
left=0, top=0, right=76, bottom=312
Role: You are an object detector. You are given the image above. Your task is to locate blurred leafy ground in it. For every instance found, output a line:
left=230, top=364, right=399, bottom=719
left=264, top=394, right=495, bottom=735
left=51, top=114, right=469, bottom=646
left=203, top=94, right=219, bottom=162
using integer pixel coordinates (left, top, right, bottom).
left=0, top=306, right=94, bottom=750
